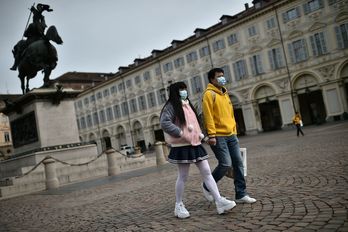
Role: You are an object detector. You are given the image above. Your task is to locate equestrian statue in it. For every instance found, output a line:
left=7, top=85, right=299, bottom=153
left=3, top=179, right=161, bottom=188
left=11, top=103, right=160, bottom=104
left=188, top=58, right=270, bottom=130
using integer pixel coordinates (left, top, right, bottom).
left=10, top=3, right=63, bottom=94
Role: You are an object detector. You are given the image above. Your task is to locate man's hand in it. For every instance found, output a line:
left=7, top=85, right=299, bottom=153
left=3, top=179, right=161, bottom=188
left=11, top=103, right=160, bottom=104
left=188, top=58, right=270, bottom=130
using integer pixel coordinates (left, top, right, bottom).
left=208, top=137, right=216, bottom=146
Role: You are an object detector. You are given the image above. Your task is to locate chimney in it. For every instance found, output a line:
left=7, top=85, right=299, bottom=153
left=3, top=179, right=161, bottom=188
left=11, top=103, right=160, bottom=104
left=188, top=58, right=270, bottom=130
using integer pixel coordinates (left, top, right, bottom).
left=245, top=3, right=249, bottom=10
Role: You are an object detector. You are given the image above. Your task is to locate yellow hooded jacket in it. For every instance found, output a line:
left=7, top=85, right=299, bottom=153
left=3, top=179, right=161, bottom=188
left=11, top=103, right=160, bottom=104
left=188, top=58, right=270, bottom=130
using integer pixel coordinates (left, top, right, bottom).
left=202, top=83, right=237, bottom=137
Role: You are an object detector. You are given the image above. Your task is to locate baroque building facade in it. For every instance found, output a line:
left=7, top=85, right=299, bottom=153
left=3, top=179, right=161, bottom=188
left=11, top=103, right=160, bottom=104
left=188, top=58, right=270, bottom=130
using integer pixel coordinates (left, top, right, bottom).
left=75, top=0, right=348, bottom=153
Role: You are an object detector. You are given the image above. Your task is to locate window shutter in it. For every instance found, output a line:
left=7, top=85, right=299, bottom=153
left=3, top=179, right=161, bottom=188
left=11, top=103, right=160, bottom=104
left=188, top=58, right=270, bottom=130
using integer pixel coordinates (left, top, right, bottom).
left=335, top=26, right=343, bottom=49
left=303, top=3, right=309, bottom=15
left=268, top=50, right=275, bottom=70
left=282, top=12, right=288, bottom=23
left=319, top=32, right=327, bottom=54
left=233, top=63, right=240, bottom=81
left=249, top=57, right=256, bottom=75
left=287, top=43, right=295, bottom=63
left=256, top=54, right=263, bottom=74
left=301, top=39, right=309, bottom=60
left=310, top=35, right=318, bottom=56
left=243, top=60, right=248, bottom=78
left=295, top=6, right=301, bottom=17
left=276, top=48, right=284, bottom=67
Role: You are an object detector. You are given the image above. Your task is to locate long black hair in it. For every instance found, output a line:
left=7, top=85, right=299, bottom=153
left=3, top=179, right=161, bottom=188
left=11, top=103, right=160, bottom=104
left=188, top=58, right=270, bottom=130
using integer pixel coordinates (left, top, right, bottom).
left=160, top=81, right=199, bottom=127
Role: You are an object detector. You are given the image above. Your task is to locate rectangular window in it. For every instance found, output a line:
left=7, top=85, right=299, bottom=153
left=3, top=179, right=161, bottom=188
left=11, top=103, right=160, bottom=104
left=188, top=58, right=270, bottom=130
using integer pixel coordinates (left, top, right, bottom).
left=97, top=92, right=102, bottom=100
left=90, top=95, right=96, bottom=102
left=99, top=110, right=106, bottom=123
left=110, top=86, right=117, bottom=94
left=163, top=62, right=173, bottom=72
left=103, top=89, right=109, bottom=97
left=335, top=23, right=348, bottom=49
left=4, top=132, right=10, bottom=143
left=138, top=95, right=147, bottom=111
left=303, top=0, right=323, bottom=14
left=227, top=33, right=238, bottom=45
left=93, top=112, right=99, bottom=126
left=157, top=88, right=167, bottom=105
left=199, top=46, right=210, bottom=58
left=147, top=92, right=157, bottom=108
left=310, top=32, right=328, bottom=56
left=288, top=39, right=309, bottom=63
left=283, top=7, right=301, bottom=23
left=249, top=54, right=264, bottom=75
left=80, top=117, right=86, bottom=129
left=212, top=39, right=226, bottom=51
left=84, top=98, right=89, bottom=106
left=268, top=47, right=284, bottom=70
left=121, top=102, right=129, bottom=116
left=221, top=65, right=232, bottom=83
left=77, top=100, right=83, bottom=109
left=113, top=105, right=121, bottom=118
left=190, top=76, right=203, bottom=94
left=143, top=71, right=151, bottom=81
left=266, top=18, right=276, bottom=29
left=106, top=107, right=113, bottom=121
left=118, top=82, right=124, bottom=91
left=134, top=76, right=141, bottom=85
left=126, top=79, right=132, bottom=88
left=87, top=114, right=93, bottom=127
left=248, top=26, right=257, bottom=37
left=186, top=51, right=198, bottom=63
left=233, top=60, right=248, bottom=81
left=155, top=66, right=161, bottom=76
left=174, top=57, right=185, bottom=68
left=130, top=99, right=138, bottom=113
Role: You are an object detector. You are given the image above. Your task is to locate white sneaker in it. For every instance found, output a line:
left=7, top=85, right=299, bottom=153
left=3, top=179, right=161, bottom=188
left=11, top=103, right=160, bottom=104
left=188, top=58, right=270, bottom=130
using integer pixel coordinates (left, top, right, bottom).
left=235, top=195, right=257, bottom=204
left=215, top=197, right=236, bottom=214
left=174, top=202, right=190, bottom=219
left=201, top=183, right=214, bottom=202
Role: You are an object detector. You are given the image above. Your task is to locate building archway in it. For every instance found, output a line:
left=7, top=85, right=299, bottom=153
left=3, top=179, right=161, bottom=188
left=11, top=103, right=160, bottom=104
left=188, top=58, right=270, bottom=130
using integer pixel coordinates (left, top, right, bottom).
left=102, top=129, right=111, bottom=150
left=116, top=125, right=127, bottom=148
left=150, top=115, right=164, bottom=142
left=294, top=74, right=326, bottom=125
left=133, top=120, right=145, bottom=152
left=230, top=95, right=246, bottom=135
left=254, top=85, right=282, bottom=131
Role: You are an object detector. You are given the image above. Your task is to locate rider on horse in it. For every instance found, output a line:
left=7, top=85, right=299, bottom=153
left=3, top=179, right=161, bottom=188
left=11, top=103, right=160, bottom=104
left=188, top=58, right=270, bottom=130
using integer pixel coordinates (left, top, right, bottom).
left=10, top=3, right=53, bottom=71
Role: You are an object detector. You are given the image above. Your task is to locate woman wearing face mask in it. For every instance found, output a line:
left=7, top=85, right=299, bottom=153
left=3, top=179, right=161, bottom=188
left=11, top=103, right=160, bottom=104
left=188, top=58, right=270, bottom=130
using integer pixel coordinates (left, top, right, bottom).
left=160, top=81, right=236, bottom=219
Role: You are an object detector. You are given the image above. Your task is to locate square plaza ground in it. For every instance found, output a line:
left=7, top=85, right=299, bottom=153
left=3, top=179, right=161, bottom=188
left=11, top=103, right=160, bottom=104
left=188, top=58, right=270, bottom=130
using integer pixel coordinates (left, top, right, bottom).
left=0, top=121, right=347, bottom=231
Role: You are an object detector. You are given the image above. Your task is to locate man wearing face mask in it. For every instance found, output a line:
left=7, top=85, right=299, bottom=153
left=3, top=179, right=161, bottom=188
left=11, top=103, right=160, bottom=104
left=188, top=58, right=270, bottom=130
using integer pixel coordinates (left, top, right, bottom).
left=201, top=68, right=256, bottom=204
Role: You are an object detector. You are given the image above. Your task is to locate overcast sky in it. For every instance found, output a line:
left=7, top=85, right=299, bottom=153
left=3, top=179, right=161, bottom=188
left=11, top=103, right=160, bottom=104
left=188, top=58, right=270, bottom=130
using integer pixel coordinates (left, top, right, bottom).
left=0, top=0, right=253, bottom=94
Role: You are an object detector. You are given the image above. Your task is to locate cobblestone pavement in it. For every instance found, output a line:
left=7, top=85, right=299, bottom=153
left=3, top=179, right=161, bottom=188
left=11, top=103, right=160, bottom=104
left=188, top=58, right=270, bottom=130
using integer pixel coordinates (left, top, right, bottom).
left=0, top=122, right=347, bottom=232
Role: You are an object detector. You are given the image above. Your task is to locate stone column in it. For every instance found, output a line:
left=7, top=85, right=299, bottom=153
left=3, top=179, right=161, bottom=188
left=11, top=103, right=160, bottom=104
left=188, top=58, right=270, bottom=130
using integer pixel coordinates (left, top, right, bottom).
left=106, top=149, right=120, bottom=176
left=162, top=143, right=169, bottom=159
left=155, top=142, right=166, bottom=166
left=43, top=158, right=59, bottom=189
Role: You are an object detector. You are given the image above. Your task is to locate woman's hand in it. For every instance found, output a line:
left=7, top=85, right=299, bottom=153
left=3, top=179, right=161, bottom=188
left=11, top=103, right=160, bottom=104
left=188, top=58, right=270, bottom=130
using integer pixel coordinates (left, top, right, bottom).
left=208, top=137, right=216, bottom=146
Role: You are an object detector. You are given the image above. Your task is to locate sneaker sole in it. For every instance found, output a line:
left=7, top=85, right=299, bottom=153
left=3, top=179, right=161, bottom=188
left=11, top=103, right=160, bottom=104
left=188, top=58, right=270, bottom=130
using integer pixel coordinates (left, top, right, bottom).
left=174, top=212, right=190, bottom=219
left=217, top=201, right=236, bottom=214
left=235, top=199, right=257, bottom=204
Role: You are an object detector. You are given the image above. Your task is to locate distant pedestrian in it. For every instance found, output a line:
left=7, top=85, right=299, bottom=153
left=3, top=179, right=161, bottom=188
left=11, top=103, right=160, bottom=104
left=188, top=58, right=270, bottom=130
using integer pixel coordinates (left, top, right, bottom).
left=292, top=112, right=304, bottom=137
left=160, top=81, right=236, bottom=219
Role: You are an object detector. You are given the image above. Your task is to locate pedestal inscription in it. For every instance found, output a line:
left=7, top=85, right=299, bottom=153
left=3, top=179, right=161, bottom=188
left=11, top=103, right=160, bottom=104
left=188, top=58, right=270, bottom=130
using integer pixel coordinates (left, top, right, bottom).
left=10, top=111, right=38, bottom=148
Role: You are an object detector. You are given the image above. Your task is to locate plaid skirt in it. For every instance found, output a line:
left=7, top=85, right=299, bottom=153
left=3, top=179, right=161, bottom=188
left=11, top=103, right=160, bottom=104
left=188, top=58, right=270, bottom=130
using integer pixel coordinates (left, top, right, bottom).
left=167, top=145, right=209, bottom=164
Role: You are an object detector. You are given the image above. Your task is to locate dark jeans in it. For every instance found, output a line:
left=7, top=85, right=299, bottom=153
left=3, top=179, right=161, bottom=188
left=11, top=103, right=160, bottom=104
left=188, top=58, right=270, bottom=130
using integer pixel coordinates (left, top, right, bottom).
left=204, top=135, right=247, bottom=199
left=296, top=124, right=304, bottom=136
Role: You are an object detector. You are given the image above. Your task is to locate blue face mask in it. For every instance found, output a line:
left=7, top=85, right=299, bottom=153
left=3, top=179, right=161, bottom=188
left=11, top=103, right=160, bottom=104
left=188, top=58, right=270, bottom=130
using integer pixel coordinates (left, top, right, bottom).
left=179, top=90, right=188, bottom=100
left=217, top=76, right=227, bottom=86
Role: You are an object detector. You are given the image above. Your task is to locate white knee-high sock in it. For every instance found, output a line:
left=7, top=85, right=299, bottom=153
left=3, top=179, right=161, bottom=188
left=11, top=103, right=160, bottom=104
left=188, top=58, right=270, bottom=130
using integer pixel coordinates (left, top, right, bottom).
left=196, top=160, right=221, bottom=201
left=175, top=163, right=190, bottom=203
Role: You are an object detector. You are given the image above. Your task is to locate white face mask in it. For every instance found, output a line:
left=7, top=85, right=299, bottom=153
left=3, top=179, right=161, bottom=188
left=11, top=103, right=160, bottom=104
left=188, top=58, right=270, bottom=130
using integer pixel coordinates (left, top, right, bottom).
left=217, top=76, right=227, bottom=86
left=179, top=90, right=188, bottom=100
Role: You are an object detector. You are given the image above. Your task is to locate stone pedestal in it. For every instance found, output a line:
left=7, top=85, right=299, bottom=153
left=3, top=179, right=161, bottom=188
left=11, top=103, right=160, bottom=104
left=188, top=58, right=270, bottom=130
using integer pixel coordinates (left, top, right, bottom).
left=4, top=88, right=82, bottom=156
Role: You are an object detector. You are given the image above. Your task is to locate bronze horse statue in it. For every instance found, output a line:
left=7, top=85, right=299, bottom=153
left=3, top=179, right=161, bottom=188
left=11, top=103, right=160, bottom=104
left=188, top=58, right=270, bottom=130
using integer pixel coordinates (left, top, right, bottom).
left=13, top=26, right=63, bottom=94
